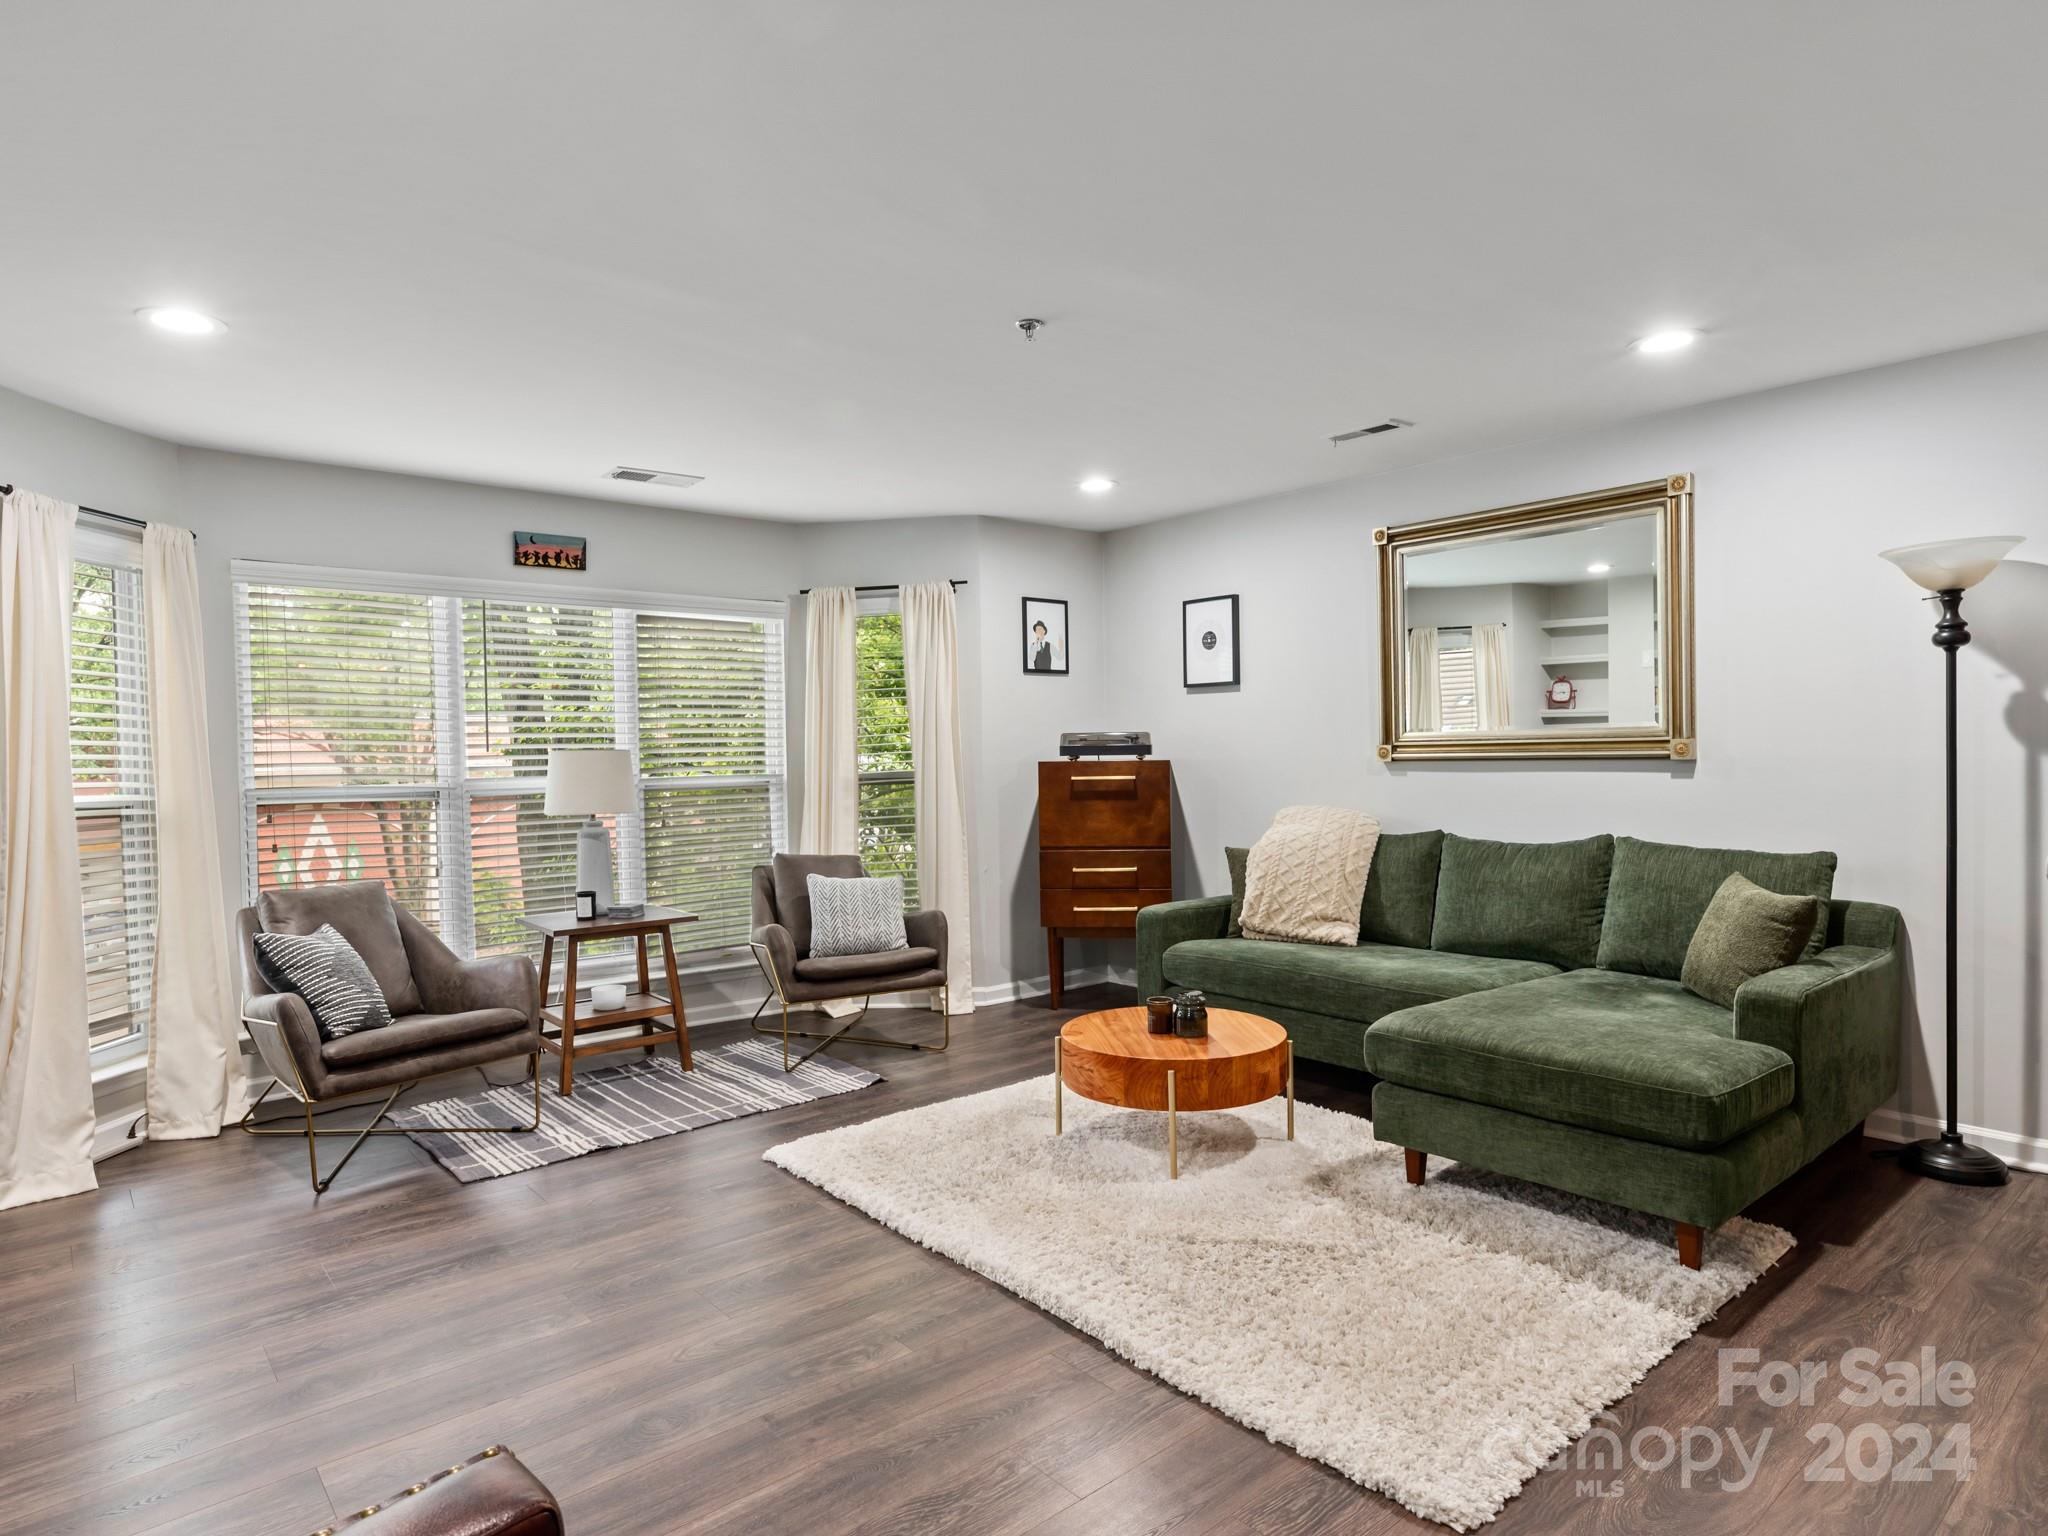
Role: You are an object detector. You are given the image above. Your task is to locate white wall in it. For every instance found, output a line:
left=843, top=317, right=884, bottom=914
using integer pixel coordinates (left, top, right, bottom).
left=1103, top=330, right=2048, bottom=1162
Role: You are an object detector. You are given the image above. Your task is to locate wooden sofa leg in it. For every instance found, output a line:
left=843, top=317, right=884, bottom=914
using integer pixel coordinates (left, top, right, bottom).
left=1404, top=1149, right=1426, bottom=1186
left=1675, top=1221, right=1704, bottom=1270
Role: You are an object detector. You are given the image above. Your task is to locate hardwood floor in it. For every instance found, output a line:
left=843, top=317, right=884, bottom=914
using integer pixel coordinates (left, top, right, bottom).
left=2, top=983, right=2041, bottom=1536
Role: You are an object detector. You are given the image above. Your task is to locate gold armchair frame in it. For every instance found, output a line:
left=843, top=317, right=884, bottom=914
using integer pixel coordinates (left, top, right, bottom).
left=238, top=1027, right=543, bottom=1194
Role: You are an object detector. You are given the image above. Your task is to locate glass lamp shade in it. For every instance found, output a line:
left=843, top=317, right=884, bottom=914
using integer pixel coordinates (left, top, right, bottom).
left=1879, top=535, right=2024, bottom=592
left=543, top=747, right=635, bottom=815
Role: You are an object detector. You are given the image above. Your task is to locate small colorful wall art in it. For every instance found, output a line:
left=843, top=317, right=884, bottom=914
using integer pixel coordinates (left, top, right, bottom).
left=514, top=530, right=587, bottom=571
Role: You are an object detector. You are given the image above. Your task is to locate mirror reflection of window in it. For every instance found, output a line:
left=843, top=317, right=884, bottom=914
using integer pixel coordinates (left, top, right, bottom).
left=1400, top=509, right=1661, bottom=732
left=1437, top=629, right=1478, bottom=731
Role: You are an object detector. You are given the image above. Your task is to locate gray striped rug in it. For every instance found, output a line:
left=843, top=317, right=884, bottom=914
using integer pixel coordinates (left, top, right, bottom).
left=389, top=1040, right=882, bottom=1182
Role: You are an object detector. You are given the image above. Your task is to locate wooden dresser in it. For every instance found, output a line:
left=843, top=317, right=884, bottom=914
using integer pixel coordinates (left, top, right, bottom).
left=1038, top=758, right=1173, bottom=1008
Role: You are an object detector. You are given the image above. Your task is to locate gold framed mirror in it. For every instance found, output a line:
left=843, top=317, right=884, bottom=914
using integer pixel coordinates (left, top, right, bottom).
left=1376, top=475, right=1695, bottom=761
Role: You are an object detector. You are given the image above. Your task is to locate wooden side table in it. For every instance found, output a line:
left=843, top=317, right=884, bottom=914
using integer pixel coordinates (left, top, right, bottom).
left=519, top=905, right=697, bottom=1095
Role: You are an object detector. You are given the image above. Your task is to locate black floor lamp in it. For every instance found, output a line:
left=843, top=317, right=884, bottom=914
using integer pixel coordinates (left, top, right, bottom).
left=1879, top=534, right=2024, bottom=1186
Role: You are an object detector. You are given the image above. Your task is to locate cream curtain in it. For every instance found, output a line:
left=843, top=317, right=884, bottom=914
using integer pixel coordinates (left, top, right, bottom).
left=902, top=581, right=974, bottom=1014
left=142, top=524, right=239, bottom=1138
left=1404, top=626, right=1440, bottom=732
left=1473, top=623, right=1511, bottom=731
left=0, top=490, right=97, bottom=1210
left=799, top=586, right=858, bottom=854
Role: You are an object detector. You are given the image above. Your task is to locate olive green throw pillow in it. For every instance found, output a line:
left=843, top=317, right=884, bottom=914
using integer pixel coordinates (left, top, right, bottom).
left=1430, top=833, right=1614, bottom=970
left=1680, top=872, right=1819, bottom=1008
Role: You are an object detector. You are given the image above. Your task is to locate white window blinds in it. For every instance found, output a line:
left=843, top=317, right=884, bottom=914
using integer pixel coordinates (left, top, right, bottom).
left=71, top=552, right=157, bottom=1052
left=235, top=567, right=786, bottom=966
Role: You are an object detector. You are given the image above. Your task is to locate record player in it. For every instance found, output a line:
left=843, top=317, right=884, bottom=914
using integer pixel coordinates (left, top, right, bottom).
left=1059, top=731, right=1152, bottom=760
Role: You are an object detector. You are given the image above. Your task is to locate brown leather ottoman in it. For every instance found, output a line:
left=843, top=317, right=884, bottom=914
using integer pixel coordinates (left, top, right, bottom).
left=313, top=1446, right=562, bottom=1536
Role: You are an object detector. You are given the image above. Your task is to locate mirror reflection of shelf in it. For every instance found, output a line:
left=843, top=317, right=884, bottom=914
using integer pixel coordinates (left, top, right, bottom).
left=1543, top=653, right=1608, bottom=667
left=1541, top=709, right=1609, bottom=720
left=1538, top=615, right=1609, bottom=632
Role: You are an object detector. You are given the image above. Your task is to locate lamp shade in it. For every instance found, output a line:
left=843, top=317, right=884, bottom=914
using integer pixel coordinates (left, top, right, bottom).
left=543, top=748, right=635, bottom=816
left=1879, top=535, right=2024, bottom=593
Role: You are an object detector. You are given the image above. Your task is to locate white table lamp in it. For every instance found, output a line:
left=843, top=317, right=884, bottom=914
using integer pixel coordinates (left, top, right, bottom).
left=545, top=748, right=635, bottom=913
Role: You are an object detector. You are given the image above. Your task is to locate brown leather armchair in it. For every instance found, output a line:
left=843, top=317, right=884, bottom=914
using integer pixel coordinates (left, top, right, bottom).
left=312, top=1445, right=561, bottom=1535
left=239, top=880, right=544, bottom=1192
left=748, top=852, right=950, bottom=1071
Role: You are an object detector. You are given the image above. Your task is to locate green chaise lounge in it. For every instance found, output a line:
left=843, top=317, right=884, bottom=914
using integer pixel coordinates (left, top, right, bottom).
left=1136, top=832, right=1902, bottom=1267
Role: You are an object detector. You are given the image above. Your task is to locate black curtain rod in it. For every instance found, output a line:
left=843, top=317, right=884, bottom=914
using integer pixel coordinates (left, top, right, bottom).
left=0, top=483, right=186, bottom=540
left=797, top=580, right=968, bottom=595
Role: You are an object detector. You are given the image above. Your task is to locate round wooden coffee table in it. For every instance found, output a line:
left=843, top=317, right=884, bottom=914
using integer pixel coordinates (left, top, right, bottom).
left=1055, top=1006, right=1293, bottom=1178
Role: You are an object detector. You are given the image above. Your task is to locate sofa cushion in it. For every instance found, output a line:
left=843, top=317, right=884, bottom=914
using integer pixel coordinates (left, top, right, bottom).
left=1161, top=937, right=1559, bottom=1026
left=1598, top=836, right=1837, bottom=980
left=1430, top=833, right=1614, bottom=969
left=1364, top=970, right=1796, bottom=1150
left=795, top=945, right=940, bottom=982
left=1359, top=829, right=1445, bottom=949
left=319, top=1007, right=527, bottom=1067
left=1226, top=827, right=1443, bottom=948
left=1225, top=846, right=1250, bottom=936
left=258, top=879, right=422, bottom=1017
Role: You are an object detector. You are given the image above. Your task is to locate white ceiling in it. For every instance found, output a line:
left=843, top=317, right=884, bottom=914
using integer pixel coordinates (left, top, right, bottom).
left=3, top=2, right=2047, bottom=530
left=1406, top=517, right=1657, bottom=588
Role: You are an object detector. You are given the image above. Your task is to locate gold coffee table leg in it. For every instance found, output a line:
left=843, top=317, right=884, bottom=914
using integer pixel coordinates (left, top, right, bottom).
left=1286, top=1038, right=1295, bottom=1141
left=1054, top=1037, right=1063, bottom=1135
left=1167, top=1068, right=1178, bottom=1179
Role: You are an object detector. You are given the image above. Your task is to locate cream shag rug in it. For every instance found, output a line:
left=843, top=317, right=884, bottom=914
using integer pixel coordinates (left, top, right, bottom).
left=765, top=1077, right=1792, bottom=1530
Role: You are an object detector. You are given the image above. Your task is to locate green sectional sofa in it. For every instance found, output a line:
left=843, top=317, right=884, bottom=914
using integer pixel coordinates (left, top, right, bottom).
left=1136, top=832, right=1902, bottom=1266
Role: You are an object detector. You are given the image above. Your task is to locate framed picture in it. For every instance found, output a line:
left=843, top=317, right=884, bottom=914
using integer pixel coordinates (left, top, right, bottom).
left=514, top=530, right=587, bottom=571
left=1022, top=597, right=1069, bottom=674
left=1183, top=593, right=1240, bottom=687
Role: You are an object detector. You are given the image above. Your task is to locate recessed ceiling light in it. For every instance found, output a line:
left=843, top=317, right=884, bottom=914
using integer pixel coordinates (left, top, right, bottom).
left=1078, top=476, right=1117, bottom=495
left=139, top=306, right=223, bottom=336
left=1633, top=328, right=1697, bottom=355
left=1587, top=562, right=1612, bottom=575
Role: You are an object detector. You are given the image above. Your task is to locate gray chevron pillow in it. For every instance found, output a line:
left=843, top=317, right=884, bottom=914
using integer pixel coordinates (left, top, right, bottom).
left=253, top=922, right=395, bottom=1041
left=806, top=873, right=909, bottom=958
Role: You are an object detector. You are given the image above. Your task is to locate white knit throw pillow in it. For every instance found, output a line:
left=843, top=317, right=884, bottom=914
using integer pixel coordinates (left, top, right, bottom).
left=1240, top=806, right=1381, bottom=946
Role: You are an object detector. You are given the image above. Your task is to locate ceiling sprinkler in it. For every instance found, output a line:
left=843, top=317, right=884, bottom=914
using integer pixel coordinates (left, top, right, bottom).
left=1015, top=318, right=1044, bottom=341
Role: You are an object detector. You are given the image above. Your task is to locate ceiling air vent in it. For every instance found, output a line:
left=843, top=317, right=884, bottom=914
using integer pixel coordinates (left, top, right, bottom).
left=606, top=466, right=704, bottom=488
left=1329, top=418, right=1414, bottom=445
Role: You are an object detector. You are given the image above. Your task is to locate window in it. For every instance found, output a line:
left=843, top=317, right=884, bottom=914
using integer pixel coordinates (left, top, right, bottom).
left=71, top=545, right=157, bottom=1053
left=1436, top=629, right=1478, bottom=732
left=236, top=568, right=786, bottom=967
left=854, top=606, right=916, bottom=906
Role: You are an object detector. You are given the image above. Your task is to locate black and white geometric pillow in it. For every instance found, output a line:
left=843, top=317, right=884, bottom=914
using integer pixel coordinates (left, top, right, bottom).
left=252, top=923, right=395, bottom=1042
left=806, top=873, right=910, bottom=958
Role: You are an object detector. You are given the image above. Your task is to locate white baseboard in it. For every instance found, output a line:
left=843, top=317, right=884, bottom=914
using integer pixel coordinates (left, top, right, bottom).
left=973, top=964, right=1137, bottom=1008
left=1866, top=1107, right=2048, bottom=1175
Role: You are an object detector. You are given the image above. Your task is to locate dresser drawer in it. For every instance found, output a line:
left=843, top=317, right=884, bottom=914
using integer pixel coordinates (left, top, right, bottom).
left=1038, top=760, right=1172, bottom=849
left=1040, top=849, right=1172, bottom=890
left=1041, top=889, right=1174, bottom=929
